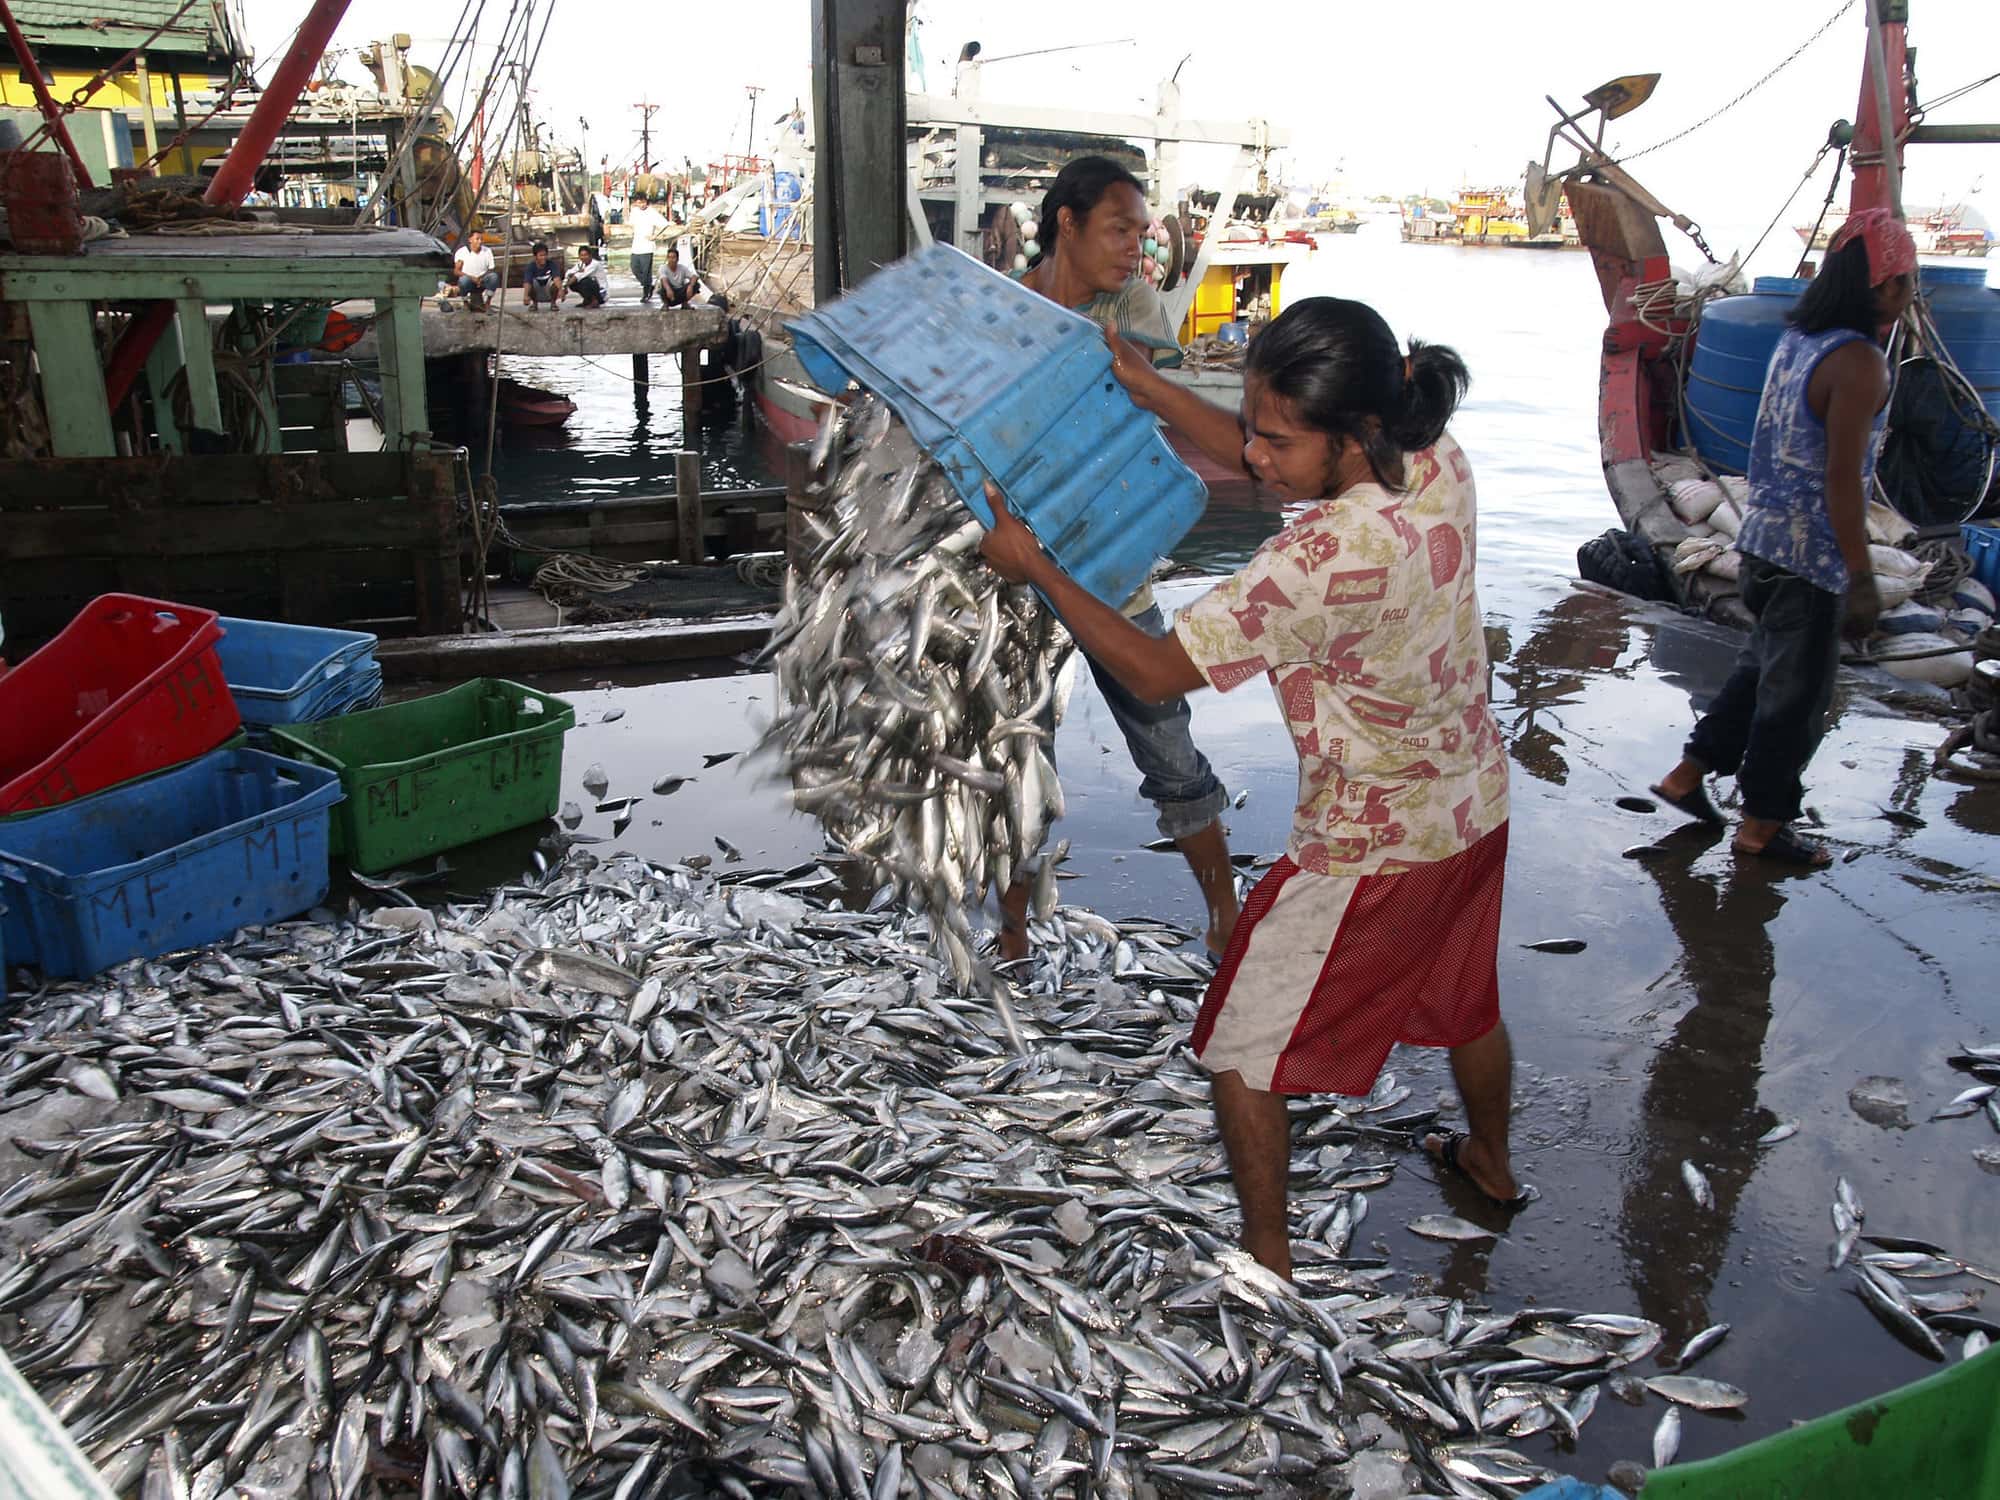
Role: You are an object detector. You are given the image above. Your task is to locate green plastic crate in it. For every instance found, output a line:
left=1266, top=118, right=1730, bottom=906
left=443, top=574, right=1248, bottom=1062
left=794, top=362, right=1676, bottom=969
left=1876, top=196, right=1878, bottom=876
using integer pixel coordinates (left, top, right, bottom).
left=270, top=679, right=574, bottom=874
left=1641, top=1348, right=2000, bottom=1500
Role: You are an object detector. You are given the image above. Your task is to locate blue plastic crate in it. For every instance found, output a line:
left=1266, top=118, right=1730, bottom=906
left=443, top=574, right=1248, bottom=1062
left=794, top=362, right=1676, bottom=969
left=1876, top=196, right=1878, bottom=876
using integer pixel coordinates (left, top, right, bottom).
left=216, top=617, right=378, bottom=728
left=0, top=746, right=343, bottom=980
left=788, top=243, right=1207, bottom=607
left=1964, top=525, right=2000, bottom=598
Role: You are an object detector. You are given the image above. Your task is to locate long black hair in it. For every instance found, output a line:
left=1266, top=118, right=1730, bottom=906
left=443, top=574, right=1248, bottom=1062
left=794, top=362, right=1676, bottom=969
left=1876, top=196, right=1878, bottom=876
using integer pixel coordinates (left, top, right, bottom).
left=1030, top=155, right=1146, bottom=269
left=1245, top=297, right=1469, bottom=489
left=1790, top=236, right=1883, bottom=338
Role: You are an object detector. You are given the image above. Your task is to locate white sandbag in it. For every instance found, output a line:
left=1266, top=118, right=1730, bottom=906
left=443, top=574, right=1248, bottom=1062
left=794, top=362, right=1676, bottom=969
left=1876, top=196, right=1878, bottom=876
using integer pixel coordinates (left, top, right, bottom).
left=1866, top=498, right=1917, bottom=547
left=1869, top=544, right=1927, bottom=578
left=1951, top=575, right=1997, bottom=615
left=1703, top=548, right=1743, bottom=582
left=1871, top=633, right=1974, bottom=686
left=1877, top=600, right=1946, bottom=635
left=1868, top=545, right=1932, bottom=608
left=1673, top=535, right=1731, bottom=574
left=1946, top=606, right=1991, bottom=639
left=1708, top=499, right=1743, bottom=539
left=1669, top=477, right=1725, bottom=525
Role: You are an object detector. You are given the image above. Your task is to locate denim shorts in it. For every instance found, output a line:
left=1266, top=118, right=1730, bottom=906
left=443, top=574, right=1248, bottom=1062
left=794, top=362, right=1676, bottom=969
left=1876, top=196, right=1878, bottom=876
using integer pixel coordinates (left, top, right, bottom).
left=1052, top=605, right=1230, bottom=840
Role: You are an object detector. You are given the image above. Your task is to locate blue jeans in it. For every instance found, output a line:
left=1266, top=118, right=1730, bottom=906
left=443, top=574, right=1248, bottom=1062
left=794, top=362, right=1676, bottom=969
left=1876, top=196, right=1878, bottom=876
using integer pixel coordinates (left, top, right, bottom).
left=457, top=271, right=498, bottom=297
left=1686, top=556, right=1843, bottom=824
left=1050, top=604, right=1229, bottom=840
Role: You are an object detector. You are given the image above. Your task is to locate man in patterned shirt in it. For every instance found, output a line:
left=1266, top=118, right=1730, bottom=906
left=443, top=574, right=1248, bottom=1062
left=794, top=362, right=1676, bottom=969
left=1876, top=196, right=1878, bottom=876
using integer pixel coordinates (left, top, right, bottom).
left=981, top=298, right=1529, bottom=1276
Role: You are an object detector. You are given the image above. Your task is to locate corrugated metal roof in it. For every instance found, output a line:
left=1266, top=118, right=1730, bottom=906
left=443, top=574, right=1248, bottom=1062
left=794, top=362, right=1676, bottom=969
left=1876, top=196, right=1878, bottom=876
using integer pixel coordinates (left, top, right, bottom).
left=3, top=0, right=246, bottom=62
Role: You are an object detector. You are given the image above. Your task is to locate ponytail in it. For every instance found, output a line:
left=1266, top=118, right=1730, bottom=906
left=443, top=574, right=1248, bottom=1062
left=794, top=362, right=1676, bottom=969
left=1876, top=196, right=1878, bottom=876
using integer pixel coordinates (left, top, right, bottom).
left=1385, top=340, right=1470, bottom=453
left=1031, top=155, right=1146, bottom=269
left=1246, top=298, right=1469, bottom=490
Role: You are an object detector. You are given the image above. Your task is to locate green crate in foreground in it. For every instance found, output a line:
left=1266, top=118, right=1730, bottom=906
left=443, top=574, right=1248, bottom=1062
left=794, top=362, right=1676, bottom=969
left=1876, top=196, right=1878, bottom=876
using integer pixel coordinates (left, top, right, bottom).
left=1643, top=1347, right=2000, bottom=1500
left=271, top=679, right=574, bottom=874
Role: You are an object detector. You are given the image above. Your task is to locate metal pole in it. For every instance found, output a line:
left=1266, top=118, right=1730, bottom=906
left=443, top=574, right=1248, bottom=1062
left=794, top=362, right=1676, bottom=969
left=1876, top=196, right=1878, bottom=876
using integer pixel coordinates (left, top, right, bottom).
left=134, top=52, right=159, bottom=164
left=204, top=0, right=352, bottom=206
left=0, top=0, right=97, bottom=185
left=1863, top=0, right=1904, bottom=217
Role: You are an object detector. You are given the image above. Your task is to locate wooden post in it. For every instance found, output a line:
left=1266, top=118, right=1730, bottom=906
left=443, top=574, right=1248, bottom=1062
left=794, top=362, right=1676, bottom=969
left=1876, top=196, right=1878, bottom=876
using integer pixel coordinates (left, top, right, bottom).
left=721, top=503, right=757, bottom=557
left=631, top=352, right=647, bottom=387
left=25, top=302, right=116, bottom=456
left=374, top=294, right=428, bottom=445
left=674, top=450, right=703, bottom=564
left=680, top=345, right=703, bottom=426
left=174, top=298, right=222, bottom=433
left=785, top=439, right=823, bottom=571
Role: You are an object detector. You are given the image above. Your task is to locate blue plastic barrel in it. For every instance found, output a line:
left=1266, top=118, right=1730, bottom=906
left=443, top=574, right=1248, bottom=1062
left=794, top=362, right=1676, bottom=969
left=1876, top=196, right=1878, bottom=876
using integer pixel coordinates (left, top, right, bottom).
left=1922, top=264, right=1999, bottom=424
left=1685, top=276, right=1807, bottom=475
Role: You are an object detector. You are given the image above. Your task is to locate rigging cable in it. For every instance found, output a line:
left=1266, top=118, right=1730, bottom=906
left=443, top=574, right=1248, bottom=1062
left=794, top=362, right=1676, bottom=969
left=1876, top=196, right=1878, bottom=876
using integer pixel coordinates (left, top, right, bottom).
left=1614, top=0, right=1859, bottom=165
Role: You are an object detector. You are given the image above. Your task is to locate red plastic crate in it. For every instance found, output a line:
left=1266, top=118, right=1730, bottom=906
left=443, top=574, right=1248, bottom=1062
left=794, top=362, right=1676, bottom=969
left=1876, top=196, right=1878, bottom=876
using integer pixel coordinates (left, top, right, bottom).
left=0, top=150, right=84, bottom=256
left=0, top=595, right=241, bottom=813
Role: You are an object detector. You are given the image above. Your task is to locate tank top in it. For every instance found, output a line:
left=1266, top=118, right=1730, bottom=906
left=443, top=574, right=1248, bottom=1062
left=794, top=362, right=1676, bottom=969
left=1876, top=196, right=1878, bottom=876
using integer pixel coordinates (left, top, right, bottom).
left=1734, top=325, right=1888, bottom=594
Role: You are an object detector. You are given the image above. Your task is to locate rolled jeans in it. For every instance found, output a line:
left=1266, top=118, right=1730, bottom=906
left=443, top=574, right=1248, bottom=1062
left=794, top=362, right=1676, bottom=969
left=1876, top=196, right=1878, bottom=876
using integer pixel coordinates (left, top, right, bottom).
left=1041, top=604, right=1229, bottom=841
left=1685, top=555, right=1843, bottom=824
left=631, top=252, right=654, bottom=296
left=457, top=271, right=498, bottom=298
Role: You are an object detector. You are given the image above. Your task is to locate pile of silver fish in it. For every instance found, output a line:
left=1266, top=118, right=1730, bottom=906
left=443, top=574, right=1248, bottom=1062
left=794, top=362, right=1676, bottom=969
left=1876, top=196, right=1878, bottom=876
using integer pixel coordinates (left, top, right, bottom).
left=1833, top=1045, right=2000, bottom=1362
left=759, top=396, right=1073, bottom=986
left=0, top=848, right=1709, bottom=1499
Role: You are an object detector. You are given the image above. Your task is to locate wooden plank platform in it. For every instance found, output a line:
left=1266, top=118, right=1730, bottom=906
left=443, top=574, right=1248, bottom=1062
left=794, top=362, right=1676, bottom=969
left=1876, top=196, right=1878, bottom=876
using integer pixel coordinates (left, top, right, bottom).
left=351, top=303, right=727, bottom=360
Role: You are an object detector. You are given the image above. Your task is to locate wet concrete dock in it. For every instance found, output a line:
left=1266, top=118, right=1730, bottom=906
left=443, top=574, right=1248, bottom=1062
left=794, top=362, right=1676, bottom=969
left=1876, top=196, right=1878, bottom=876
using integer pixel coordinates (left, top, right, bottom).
left=461, top=574, right=1998, bottom=1483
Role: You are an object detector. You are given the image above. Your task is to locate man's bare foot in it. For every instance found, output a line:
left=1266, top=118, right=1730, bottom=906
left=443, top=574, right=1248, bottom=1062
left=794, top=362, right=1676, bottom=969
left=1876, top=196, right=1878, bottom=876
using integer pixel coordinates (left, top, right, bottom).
left=1733, top=821, right=1832, bottom=867
left=997, top=881, right=1030, bottom=962
left=1423, top=1130, right=1530, bottom=1208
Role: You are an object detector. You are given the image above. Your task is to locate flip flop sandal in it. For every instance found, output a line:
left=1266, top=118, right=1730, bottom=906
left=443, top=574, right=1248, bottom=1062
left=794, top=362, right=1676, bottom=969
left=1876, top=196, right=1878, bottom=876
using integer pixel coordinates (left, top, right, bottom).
left=1735, top=826, right=1831, bottom=867
left=1427, top=1131, right=1540, bottom=1212
left=1649, top=781, right=1726, bottom=827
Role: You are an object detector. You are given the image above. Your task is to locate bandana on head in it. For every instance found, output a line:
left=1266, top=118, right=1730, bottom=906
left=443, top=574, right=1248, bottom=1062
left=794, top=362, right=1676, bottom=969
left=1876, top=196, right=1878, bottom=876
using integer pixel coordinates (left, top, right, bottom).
left=1828, top=208, right=1917, bottom=285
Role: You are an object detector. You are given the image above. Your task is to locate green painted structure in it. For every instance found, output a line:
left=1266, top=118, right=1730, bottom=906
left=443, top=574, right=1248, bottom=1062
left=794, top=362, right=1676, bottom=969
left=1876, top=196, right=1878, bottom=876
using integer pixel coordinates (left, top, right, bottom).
left=0, top=226, right=465, bottom=643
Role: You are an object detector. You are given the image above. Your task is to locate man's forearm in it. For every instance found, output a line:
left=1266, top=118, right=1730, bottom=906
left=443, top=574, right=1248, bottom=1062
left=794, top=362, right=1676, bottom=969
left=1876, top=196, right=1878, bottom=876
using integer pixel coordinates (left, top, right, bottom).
left=1827, top=475, right=1873, bottom=578
left=1143, top=377, right=1249, bottom=476
left=1017, top=551, right=1189, bottom=702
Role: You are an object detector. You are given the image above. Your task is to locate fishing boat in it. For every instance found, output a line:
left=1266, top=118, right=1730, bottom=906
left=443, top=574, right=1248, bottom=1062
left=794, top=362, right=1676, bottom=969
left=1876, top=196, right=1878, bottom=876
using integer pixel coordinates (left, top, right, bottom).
left=496, top=377, right=577, bottom=428
left=1402, top=185, right=1582, bottom=249
left=1531, top=8, right=2000, bottom=636
left=1797, top=202, right=1993, bottom=257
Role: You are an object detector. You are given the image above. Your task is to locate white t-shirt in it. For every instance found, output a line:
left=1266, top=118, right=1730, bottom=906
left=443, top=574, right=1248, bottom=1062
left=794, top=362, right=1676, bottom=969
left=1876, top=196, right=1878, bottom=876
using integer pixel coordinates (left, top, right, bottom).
left=454, top=244, right=496, bottom=279
left=568, top=257, right=608, bottom=290
left=628, top=205, right=667, bottom=256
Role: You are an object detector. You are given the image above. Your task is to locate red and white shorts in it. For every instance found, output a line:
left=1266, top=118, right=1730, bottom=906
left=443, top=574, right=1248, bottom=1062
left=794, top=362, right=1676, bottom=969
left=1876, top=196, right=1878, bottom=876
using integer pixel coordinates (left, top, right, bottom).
left=1192, top=823, right=1508, bottom=1095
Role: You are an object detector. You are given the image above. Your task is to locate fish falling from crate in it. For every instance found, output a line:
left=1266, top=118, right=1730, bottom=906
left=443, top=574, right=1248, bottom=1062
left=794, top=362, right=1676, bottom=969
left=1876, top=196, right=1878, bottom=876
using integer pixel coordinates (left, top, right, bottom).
left=759, top=396, right=1073, bottom=986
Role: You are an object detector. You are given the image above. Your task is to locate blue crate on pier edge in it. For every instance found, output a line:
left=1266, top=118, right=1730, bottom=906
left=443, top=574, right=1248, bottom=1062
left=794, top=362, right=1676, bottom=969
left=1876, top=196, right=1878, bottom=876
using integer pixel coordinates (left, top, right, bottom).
left=215, top=617, right=382, bottom=732
left=787, top=243, right=1206, bottom=608
left=0, top=746, right=343, bottom=980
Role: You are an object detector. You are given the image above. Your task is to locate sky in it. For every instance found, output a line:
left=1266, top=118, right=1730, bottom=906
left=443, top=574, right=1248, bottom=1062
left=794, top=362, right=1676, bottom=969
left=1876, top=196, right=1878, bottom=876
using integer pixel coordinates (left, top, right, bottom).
left=253, top=0, right=1998, bottom=256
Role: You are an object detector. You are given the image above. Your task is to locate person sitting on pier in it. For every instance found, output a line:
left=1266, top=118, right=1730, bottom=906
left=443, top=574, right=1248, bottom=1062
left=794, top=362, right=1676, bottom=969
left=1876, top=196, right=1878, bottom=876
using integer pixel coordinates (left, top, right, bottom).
left=655, top=248, right=702, bottom=308
left=523, top=241, right=561, bottom=310
left=563, top=243, right=609, bottom=308
left=453, top=230, right=499, bottom=311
